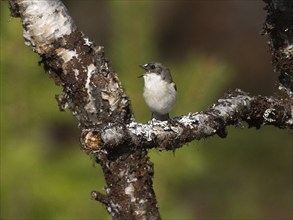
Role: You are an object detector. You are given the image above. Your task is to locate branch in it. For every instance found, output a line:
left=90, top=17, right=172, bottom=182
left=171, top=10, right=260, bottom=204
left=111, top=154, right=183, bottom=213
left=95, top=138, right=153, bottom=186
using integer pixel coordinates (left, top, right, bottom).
left=263, top=0, right=293, bottom=97
left=81, top=89, right=293, bottom=153
left=8, top=0, right=158, bottom=219
left=7, top=0, right=293, bottom=219
left=9, top=0, right=133, bottom=129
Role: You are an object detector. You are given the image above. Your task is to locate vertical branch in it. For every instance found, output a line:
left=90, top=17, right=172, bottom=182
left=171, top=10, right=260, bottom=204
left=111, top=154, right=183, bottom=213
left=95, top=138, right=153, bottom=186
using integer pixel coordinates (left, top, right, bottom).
left=263, top=0, right=293, bottom=96
left=8, top=0, right=161, bottom=219
left=92, top=149, right=161, bottom=220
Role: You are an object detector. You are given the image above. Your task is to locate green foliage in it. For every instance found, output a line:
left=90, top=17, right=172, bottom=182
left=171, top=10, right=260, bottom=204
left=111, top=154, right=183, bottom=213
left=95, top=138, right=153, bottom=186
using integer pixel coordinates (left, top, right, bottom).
left=1, top=1, right=291, bottom=219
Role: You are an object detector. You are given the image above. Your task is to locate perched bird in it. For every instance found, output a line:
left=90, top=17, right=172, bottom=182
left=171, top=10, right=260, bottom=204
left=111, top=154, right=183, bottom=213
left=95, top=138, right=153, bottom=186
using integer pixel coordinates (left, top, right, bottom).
left=139, top=62, right=177, bottom=121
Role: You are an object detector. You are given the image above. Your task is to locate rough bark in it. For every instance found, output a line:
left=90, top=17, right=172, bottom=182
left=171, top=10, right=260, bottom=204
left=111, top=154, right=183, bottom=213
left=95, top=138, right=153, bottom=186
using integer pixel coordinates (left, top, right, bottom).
left=7, top=0, right=293, bottom=219
left=81, top=89, right=293, bottom=153
left=263, top=0, right=293, bottom=97
left=8, top=0, right=159, bottom=219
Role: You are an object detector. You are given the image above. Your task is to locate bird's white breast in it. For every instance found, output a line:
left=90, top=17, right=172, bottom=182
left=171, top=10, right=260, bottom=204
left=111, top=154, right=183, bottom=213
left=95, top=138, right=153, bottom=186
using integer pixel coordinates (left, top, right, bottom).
left=143, top=73, right=176, bottom=115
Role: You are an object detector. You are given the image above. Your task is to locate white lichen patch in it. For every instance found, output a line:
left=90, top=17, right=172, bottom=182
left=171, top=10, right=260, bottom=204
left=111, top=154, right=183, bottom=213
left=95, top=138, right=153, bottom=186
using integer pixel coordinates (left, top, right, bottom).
left=73, top=68, right=79, bottom=80
left=20, top=0, right=76, bottom=53
left=83, top=37, right=93, bottom=46
left=130, top=123, right=144, bottom=136
left=56, top=48, right=77, bottom=63
left=215, top=102, right=236, bottom=117
left=139, top=199, right=147, bottom=204
left=278, top=84, right=293, bottom=98
left=127, top=177, right=138, bottom=183
left=101, top=91, right=120, bottom=111
left=191, top=114, right=216, bottom=135
left=144, top=127, right=159, bottom=142
left=85, top=64, right=95, bottom=90
left=214, top=95, right=251, bottom=119
left=286, top=119, right=293, bottom=125
left=128, top=122, right=155, bottom=142
left=118, top=170, right=126, bottom=178
left=170, top=124, right=182, bottom=134
left=109, top=201, right=121, bottom=215
left=102, top=127, right=125, bottom=145
left=99, top=74, right=126, bottom=112
left=134, top=210, right=146, bottom=219
left=284, top=44, right=293, bottom=58
left=263, top=108, right=276, bottom=123
left=127, top=173, right=138, bottom=183
left=84, top=64, right=97, bottom=113
left=179, top=113, right=197, bottom=128
left=125, top=183, right=136, bottom=202
left=105, top=187, right=111, bottom=194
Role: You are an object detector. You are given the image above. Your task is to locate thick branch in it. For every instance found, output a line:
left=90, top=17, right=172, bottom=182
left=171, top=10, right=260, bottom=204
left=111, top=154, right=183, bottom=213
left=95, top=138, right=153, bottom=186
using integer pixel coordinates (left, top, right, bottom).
left=81, top=89, right=293, bottom=153
left=9, top=0, right=133, bottom=129
left=8, top=0, right=159, bottom=219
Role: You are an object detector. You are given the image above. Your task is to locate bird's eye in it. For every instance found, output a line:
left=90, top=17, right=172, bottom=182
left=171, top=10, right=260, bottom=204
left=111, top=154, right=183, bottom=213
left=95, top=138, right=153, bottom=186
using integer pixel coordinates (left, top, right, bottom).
left=149, top=64, right=155, bottom=70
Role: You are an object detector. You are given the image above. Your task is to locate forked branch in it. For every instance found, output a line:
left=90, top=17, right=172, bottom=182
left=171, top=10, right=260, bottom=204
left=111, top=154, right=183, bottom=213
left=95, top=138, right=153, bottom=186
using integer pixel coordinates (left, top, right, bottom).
left=7, top=0, right=293, bottom=219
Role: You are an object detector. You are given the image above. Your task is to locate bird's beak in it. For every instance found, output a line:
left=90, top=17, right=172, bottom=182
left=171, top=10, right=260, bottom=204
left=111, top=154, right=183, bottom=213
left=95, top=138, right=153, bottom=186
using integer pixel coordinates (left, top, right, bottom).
left=139, top=64, right=147, bottom=71
left=138, top=64, right=147, bottom=78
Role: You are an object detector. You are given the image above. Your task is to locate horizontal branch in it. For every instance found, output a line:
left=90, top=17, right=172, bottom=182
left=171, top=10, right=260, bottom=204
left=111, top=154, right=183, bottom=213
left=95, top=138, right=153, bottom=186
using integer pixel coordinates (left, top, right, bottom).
left=81, top=89, right=293, bottom=154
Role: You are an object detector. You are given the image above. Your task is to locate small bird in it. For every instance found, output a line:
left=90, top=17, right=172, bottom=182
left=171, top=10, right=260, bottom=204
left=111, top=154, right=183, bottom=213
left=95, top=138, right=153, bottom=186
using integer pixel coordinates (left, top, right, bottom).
left=139, top=62, right=177, bottom=121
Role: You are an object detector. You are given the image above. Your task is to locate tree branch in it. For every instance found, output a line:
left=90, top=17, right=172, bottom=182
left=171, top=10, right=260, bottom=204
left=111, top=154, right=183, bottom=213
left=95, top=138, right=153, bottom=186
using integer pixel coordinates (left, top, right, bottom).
left=7, top=0, right=293, bottom=219
left=263, top=0, right=293, bottom=97
left=8, top=0, right=158, bottom=219
left=81, top=89, right=293, bottom=153
left=9, top=0, right=133, bottom=129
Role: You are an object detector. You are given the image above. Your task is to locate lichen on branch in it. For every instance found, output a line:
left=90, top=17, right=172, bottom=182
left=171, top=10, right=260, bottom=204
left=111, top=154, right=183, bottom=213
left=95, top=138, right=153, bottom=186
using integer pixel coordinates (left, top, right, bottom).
left=81, top=89, right=293, bottom=154
left=9, top=0, right=133, bottom=129
left=7, top=0, right=293, bottom=219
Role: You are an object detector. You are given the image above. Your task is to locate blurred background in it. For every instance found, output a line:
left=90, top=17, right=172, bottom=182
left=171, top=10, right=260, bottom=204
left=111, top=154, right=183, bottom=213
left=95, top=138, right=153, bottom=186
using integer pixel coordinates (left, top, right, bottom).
left=1, top=0, right=292, bottom=219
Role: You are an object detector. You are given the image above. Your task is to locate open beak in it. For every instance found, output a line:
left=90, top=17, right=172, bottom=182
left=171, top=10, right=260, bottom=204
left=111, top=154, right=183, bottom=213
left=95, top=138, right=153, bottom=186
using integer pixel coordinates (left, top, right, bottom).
left=138, top=64, right=147, bottom=78
left=139, top=64, right=147, bottom=71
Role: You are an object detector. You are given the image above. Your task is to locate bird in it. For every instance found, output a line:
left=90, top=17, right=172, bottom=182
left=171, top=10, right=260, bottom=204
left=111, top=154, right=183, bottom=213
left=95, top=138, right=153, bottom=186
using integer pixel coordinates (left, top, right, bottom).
left=139, top=62, right=177, bottom=121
